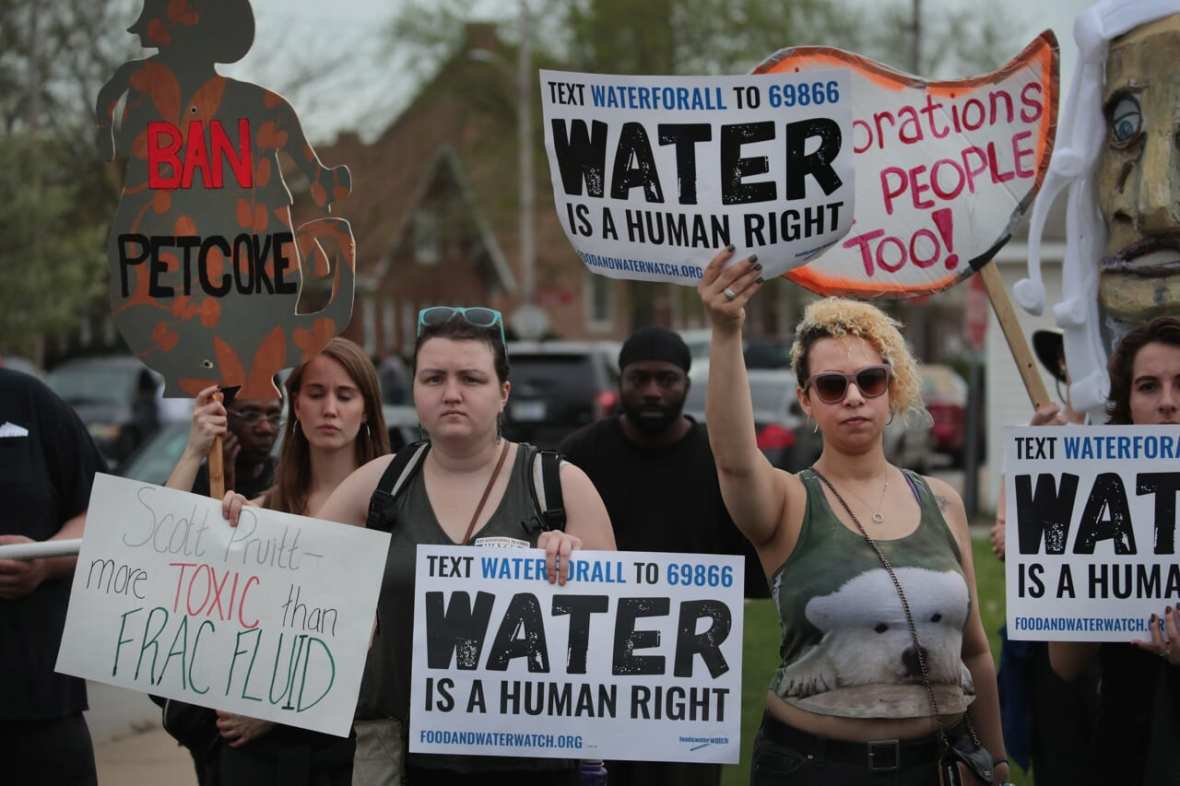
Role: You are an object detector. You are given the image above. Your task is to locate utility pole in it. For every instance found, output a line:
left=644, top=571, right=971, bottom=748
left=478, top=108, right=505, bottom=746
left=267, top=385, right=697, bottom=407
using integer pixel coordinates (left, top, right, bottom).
left=517, top=0, right=535, bottom=304
left=911, top=0, right=922, bottom=74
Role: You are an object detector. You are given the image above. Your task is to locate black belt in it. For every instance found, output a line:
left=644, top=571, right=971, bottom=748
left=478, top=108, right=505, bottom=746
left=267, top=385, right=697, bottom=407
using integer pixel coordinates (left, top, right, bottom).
left=759, top=712, right=944, bottom=772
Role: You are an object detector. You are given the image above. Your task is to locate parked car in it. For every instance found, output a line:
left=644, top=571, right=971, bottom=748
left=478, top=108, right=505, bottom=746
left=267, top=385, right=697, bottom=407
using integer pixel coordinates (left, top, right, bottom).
left=0, top=354, right=45, bottom=381
left=120, top=404, right=419, bottom=487
left=502, top=341, right=621, bottom=449
left=920, top=364, right=969, bottom=465
left=685, top=368, right=806, bottom=470
left=45, top=356, right=188, bottom=468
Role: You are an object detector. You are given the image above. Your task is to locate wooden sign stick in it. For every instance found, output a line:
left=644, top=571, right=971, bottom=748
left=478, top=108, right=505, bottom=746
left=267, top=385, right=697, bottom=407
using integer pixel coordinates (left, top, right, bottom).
left=209, top=390, right=225, bottom=499
left=978, top=262, right=1052, bottom=410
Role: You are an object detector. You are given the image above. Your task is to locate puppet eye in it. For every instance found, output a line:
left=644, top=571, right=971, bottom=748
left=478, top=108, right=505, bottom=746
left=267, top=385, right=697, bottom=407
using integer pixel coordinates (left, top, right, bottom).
left=874, top=622, right=888, bottom=634
left=1109, top=95, right=1142, bottom=146
left=930, top=613, right=942, bottom=623
left=202, top=359, right=214, bottom=369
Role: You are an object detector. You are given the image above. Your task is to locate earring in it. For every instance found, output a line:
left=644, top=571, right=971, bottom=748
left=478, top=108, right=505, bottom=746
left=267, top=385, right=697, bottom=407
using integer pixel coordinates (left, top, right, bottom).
left=417, top=422, right=426, bottom=442
left=810, top=417, right=819, bottom=434
left=363, top=422, right=371, bottom=439
left=496, top=412, right=504, bottom=444
left=886, top=411, right=895, bottom=426
left=293, top=415, right=300, bottom=434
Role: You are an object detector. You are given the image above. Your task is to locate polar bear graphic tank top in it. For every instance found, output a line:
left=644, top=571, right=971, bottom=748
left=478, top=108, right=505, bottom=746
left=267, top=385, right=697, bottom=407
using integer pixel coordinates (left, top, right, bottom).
left=770, top=469, right=975, bottom=718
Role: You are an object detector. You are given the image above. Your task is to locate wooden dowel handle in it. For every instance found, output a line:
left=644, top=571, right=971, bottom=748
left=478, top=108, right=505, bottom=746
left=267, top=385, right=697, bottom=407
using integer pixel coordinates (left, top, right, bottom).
left=978, top=263, right=1052, bottom=410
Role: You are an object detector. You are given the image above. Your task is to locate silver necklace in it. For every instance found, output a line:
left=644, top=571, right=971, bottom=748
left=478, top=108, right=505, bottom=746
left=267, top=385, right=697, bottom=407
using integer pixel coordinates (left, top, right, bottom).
left=822, top=467, right=891, bottom=524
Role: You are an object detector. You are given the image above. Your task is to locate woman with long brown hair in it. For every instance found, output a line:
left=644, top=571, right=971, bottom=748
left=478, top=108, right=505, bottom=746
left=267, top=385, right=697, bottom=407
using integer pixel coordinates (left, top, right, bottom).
left=166, top=336, right=389, bottom=786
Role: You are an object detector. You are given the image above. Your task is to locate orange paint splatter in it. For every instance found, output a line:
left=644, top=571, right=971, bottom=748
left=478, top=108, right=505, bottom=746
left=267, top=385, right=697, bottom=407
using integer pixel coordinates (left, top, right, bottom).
left=152, top=191, right=172, bottom=214
left=263, top=91, right=282, bottom=109
left=213, top=337, right=247, bottom=386
left=333, top=185, right=349, bottom=203
left=146, top=19, right=172, bottom=46
left=174, top=215, right=197, bottom=236
left=205, top=245, right=225, bottom=282
left=253, top=203, right=268, bottom=232
left=255, top=157, right=271, bottom=187
left=294, top=318, right=337, bottom=361
left=160, top=251, right=180, bottom=272
left=241, top=327, right=287, bottom=399
left=236, top=198, right=254, bottom=229
left=310, top=182, right=327, bottom=208
left=152, top=322, right=179, bottom=352
left=199, top=297, right=221, bottom=328
left=178, top=377, right=217, bottom=397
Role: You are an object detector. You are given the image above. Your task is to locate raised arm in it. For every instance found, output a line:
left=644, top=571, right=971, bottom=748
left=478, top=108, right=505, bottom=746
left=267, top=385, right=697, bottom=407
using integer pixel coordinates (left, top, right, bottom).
left=698, top=248, right=793, bottom=548
left=267, top=90, right=351, bottom=212
left=94, top=61, right=140, bottom=161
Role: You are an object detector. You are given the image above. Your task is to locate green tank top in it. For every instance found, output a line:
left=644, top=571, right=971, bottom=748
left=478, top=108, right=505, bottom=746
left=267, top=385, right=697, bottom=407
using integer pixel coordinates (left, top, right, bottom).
left=770, top=469, right=975, bottom=719
left=357, top=442, right=573, bottom=773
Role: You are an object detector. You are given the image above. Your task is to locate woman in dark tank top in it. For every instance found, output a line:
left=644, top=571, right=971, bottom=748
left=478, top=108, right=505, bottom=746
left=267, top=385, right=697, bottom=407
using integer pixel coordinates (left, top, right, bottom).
left=313, top=307, right=615, bottom=784
left=696, top=248, right=1008, bottom=785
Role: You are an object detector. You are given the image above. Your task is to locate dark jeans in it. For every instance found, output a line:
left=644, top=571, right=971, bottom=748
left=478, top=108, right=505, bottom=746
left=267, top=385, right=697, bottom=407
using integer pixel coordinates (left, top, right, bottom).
left=1028, top=645, right=1099, bottom=786
left=4, top=713, right=98, bottom=786
left=750, top=714, right=940, bottom=786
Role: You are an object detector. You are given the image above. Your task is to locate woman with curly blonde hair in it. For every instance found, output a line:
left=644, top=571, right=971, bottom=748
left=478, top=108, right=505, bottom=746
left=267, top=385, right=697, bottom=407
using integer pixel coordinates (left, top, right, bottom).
left=698, top=248, right=1006, bottom=785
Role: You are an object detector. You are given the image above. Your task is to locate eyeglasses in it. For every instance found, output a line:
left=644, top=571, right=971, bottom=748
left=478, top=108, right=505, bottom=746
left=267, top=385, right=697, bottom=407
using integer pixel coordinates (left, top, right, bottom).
left=417, top=306, right=506, bottom=345
left=805, top=365, right=891, bottom=404
left=229, top=410, right=282, bottom=426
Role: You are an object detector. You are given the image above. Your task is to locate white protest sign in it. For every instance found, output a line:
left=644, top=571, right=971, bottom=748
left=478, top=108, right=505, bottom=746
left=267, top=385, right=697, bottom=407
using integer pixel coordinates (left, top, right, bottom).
left=409, top=547, right=743, bottom=763
left=1005, top=426, right=1180, bottom=642
left=754, top=33, right=1058, bottom=298
left=541, top=69, right=854, bottom=285
left=56, top=474, right=390, bottom=737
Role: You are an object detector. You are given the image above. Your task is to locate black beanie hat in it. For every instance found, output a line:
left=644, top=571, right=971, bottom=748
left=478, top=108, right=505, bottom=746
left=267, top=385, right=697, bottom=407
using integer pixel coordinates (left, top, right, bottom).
left=618, top=327, right=691, bottom=373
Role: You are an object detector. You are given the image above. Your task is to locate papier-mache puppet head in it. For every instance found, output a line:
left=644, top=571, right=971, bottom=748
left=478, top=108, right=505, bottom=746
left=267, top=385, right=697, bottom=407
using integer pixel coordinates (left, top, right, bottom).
left=1018, top=0, right=1180, bottom=417
left=127, top=0, right=254, bottom=63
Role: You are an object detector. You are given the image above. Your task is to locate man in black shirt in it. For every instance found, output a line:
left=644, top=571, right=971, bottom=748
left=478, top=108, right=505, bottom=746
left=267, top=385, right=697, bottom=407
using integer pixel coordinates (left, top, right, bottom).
left=560, top=327, right=765, bottom=786
left=0, top=368, right=108, bottom=785
left=190, top=395, right=281, bottom=500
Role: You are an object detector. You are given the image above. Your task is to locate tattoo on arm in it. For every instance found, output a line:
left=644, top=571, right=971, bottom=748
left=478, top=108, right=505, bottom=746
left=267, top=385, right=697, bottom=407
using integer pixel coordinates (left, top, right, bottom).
left=935, top=495, right=949, bottom=512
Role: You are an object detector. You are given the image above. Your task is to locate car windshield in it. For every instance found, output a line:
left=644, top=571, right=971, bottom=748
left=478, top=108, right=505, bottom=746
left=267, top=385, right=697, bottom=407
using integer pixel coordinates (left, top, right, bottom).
left=48, top=366, right=136, bottom=406
left=120, top=422, right=191, bottom=485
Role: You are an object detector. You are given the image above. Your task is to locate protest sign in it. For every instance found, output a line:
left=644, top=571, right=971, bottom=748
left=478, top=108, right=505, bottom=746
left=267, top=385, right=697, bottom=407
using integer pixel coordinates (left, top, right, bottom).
left=1004, top=425, right=1180, bottom=642
left=540, top=69, right=854, bottom=285
left=754, top=32, right=1058, bottom=298
left=97, top=1, right=355, bottom=399
left=409, top=547, right=744, bottom=763
left=56, top=474, right=389, bottom=737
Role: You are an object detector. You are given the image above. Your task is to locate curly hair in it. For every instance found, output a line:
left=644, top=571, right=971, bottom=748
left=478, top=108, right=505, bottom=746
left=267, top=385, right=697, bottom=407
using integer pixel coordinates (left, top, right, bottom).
left=1105, top=316, right=1180, bottom=425
left=790, top=298, right=924, bottom=417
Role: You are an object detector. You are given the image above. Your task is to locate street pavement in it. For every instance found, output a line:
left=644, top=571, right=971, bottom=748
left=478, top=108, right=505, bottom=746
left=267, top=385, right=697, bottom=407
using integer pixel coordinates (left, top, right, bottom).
left=87, top=682, right=195, bottom=786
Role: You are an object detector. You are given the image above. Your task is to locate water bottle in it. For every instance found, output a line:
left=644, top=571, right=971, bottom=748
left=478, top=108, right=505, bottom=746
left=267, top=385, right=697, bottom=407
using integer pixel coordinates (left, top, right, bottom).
left=579, top=759, right=608, bottom=785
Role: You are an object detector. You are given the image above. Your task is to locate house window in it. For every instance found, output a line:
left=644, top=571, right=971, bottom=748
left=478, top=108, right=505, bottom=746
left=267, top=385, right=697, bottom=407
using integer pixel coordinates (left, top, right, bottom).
left=413, top=209, right=441, bottom=266
left=585, top=271, right=614, bottom=332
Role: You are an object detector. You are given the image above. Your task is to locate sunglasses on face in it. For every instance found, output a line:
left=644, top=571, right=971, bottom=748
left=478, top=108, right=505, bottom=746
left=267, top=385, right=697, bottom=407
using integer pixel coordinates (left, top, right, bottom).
left=417, top=306, right=506, bottom=345
left=806, top=365, right=891, bottom=404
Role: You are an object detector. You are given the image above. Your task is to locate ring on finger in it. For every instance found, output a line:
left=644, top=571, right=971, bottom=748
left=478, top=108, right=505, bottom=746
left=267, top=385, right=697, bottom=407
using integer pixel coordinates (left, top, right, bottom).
left=722, top=287, right=737, bottom=302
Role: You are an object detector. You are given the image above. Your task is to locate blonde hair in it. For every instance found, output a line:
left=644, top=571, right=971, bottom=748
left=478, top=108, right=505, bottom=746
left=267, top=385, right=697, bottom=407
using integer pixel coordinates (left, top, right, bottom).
left=790, top=298, right=924, bottom=417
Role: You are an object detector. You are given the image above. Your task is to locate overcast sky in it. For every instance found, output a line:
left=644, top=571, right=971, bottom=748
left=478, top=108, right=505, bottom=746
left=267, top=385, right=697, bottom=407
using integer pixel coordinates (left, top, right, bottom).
left=216, top=0, right=1095, bottom=143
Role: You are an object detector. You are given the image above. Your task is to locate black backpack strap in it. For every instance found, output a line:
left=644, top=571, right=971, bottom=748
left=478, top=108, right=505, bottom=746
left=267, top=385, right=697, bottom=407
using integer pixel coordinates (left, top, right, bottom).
left=529, top=446, right=566, bottom=532
left=366, top=441, right=430, bottom=533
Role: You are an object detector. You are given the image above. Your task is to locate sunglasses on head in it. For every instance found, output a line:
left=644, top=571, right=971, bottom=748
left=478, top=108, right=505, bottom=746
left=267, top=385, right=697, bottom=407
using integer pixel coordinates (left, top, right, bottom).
left=417, top=306, right=506, bottom=345
left=806, top=365, right=891, bottom=404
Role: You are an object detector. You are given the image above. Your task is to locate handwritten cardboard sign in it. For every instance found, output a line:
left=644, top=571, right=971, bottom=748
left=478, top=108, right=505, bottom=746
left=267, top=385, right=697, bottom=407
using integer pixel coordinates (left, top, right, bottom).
left=540, top=69, right=854, bottom=285
left=1005, top=425, right=1180, bottom=642
left=409, top=546, right=744, bottom=763
left=56, top=475, right=389, bottom=736
left=97, top=0, right=355, bottom=399
left=754, top=32, right=1058, bottom=298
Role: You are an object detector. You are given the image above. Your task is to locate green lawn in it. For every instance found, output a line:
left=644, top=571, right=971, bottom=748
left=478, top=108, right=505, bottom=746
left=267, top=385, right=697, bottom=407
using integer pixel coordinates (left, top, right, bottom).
left=720, top=538, right=1032, bottom=785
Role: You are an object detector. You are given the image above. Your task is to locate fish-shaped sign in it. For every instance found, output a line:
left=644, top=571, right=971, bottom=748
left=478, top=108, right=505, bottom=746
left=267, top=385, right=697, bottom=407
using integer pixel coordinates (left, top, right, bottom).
left=754, top=32, right=1059, bottom=298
